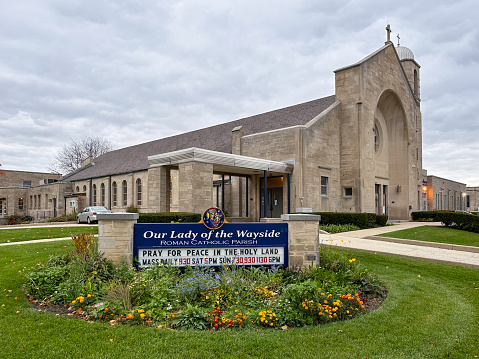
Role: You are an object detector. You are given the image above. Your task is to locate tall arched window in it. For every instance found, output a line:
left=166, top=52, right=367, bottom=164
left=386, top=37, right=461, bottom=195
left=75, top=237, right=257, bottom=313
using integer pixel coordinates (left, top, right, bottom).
left=76, top=186, right=80, bottom=193
left=112, top=182, right=117, bottom=207
left=92, top=184, right=97, bottom=205
left=83, top=185, right=87, bottom=192
left=122, top=180, right=128, bottom=206
left=136, top=178, right=142, bottom=206
left=373, top=124, right=380, bottom=153
left=100, top=183, right=105, bottom=206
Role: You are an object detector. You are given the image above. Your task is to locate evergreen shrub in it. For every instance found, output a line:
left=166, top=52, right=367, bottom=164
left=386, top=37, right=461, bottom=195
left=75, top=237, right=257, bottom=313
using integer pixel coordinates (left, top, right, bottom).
left=411, top=210, right=479, bottom=234
left=138, top=212, right=201, bottom=223
left=310, top=212, right=388, bottom=229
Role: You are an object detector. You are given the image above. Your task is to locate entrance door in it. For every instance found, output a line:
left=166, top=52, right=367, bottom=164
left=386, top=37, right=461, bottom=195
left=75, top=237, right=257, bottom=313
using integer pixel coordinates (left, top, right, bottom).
left=375, top=184, right=381, bottom=215
left=375, top=184, right=388, bottom=215
left=260, top=177, right=284, bottom=218
left=382, top=185, right=388, bottom=215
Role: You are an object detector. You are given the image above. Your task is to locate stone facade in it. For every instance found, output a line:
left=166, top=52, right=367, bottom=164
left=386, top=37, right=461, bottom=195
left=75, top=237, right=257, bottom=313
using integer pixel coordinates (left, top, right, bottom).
left=0, top=170, right=64, bottom=224
left=426, top=176, right=467, bottom=211
left=466, top=187, right=479, bottom=212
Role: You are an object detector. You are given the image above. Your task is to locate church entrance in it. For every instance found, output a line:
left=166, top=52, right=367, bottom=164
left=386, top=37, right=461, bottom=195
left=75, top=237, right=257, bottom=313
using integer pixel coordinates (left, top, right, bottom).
left=375, top=90, right=409, bottom=220
left=375, top=184, right=388, bottom=215
left=260, top=176, right=284, bottom=218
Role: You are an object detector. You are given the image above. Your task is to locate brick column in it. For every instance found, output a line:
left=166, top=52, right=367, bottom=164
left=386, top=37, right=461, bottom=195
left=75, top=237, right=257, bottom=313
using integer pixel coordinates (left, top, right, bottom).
left=97, top=213, right=138, bottom=266
left=178, top=161, right=214, bottom=213
left=281, top=214, right=321, bottom=268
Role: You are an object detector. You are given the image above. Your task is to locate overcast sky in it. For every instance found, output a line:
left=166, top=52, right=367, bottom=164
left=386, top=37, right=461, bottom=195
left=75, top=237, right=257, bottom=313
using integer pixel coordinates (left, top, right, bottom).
left=1, top=1, right=479, bottom=185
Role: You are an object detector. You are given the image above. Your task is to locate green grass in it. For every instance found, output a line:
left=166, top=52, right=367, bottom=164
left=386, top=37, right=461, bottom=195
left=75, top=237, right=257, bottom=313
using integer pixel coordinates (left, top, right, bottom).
left=377, top=225, right=479, bottom=247
left=0, top=241, right=478, bottom=358
left=0, top=226, right=98, bottom=244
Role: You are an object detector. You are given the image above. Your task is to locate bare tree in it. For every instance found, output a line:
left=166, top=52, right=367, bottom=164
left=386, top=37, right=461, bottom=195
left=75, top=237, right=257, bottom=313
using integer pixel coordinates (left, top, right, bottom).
left=48, top=136, right=115, bottom=175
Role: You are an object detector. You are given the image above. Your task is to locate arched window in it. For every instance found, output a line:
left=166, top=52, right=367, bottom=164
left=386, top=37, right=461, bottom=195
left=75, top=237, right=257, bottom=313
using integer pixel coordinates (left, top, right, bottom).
left=92, top=184, right=97, bottom=205
left=76, top=186, right=80, bottom=193
left=100, top=183, right=105, bottom=206
left=136, top=178, right=142, bottom=206
left=373, top=124, right=380, bottom=153
left=122, top=180, right=128, bottom=206
left=112, top=182, right=117, bottom=207
left=83, top=185, right=87, bottom=192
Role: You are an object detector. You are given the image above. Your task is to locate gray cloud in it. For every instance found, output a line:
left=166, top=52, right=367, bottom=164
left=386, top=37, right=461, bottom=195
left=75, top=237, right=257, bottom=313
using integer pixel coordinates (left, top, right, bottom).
left=1, top=0, right=479, bottom=185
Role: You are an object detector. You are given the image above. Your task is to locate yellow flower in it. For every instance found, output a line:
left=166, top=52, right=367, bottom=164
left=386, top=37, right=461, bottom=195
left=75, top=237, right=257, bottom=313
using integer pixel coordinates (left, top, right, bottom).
left=71, top=300, right=76, bottom=304
left=140, top=313, right=145, bottom=318
left=87, top=294, right=92, bottom=298
left=137, top=309, right=145, bottom=313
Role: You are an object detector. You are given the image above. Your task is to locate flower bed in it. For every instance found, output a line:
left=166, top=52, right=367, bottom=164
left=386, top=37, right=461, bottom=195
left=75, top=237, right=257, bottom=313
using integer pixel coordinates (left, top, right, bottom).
left=23, top=244, right=386, bottom=330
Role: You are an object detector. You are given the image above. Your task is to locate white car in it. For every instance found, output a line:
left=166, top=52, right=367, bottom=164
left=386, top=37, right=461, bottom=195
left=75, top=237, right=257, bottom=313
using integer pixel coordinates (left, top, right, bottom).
left=77, top=206, right=111, bottom=224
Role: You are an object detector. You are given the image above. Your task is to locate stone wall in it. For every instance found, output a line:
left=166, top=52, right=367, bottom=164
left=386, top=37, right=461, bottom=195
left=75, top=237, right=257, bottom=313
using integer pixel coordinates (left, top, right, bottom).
left=428, top=176, right=467, bottom=211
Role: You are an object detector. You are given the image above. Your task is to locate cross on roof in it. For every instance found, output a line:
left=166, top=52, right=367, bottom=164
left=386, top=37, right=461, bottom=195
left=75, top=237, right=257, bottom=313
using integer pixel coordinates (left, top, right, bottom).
left=386, top=24, right=392, bottom=42
left=397, top=34, right=400, bottom=46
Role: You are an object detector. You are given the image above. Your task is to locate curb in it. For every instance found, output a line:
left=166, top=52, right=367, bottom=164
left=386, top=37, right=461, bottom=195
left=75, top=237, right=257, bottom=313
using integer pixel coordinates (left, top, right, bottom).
left=364, top=236, right=479, bottom=254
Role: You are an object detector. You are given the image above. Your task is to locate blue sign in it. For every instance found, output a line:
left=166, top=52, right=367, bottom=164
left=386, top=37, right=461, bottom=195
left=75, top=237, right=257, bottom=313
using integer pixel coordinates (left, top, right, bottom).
left=134, top=222, right=288, bottom=268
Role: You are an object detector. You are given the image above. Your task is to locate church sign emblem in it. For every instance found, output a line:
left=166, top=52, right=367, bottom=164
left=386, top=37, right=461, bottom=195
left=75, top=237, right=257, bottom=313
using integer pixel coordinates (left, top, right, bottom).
left=202, top=207, right=225, bottom=230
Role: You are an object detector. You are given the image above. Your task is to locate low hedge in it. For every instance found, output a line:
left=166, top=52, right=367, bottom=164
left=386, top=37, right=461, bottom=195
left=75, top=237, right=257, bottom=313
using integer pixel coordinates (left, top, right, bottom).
left=309, top=212, right=388, bottom=229
left=411, top=210, right=450, bottom=222
left=412, top=210, right=479, bottom=234
left=138, top=212, right=201, bottom=223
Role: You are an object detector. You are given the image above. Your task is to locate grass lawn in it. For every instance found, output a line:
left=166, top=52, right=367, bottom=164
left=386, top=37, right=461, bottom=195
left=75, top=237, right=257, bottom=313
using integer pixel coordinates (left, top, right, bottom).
left=0, top=241, right=478, bottom=358
left=0, top=226, right=98, bottom=244
left=377, top=225, right=479, bottom=247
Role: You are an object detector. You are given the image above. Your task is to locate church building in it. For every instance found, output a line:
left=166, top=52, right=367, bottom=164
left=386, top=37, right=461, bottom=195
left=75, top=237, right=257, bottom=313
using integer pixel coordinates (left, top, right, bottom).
left=1, top=29, right=425, bottom=223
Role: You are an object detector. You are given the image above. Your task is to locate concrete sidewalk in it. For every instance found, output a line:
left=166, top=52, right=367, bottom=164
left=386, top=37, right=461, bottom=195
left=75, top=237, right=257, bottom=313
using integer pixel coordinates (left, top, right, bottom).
left=320, top=222, right=479, bottom=268
left=0, top=237, right=73, bottom=246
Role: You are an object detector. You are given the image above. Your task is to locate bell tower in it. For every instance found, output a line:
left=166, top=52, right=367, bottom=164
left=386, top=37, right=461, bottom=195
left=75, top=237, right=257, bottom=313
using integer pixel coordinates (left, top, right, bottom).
left=396, top=35, right=421, bottom=102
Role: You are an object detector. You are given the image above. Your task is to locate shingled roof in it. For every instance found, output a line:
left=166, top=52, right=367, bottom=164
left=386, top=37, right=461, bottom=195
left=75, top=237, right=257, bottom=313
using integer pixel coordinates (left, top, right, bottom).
left=62, top=95, right=335, bottom=181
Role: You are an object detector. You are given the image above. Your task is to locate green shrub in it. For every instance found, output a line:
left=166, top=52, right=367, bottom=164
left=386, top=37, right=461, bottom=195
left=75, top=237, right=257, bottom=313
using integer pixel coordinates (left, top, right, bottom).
left=411, top=210, right=450, bottom=222
left=138, top=212, right=201, bottom=223
left=312, top=212, right=388, bottom=229
left=125, top=204, right=139, bottom=213
left=412, top=211, right=479, bottom=234
left=7, top=215, right=33, bottom=225
left=319, top=224, right=361, bottom=233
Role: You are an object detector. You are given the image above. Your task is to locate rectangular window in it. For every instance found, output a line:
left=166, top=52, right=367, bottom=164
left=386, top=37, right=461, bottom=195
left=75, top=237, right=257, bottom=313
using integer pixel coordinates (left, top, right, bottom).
left=344, top=187, right=353, bottom=196
left=320, top=176, right=328, bottom=196
left=467, top=195, right=470, bottom=208
left=22, top=181, right=32, bottom=187
left=18, top=198, right=24, bottom=210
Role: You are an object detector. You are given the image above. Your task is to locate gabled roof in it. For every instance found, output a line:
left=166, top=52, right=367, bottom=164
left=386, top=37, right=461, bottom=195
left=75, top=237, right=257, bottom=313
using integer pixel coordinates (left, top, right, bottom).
left=62, top=95, right=335, bottom=181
